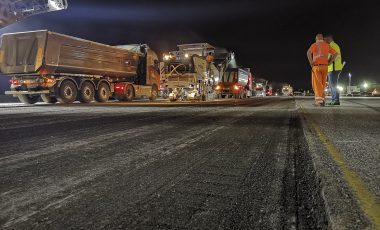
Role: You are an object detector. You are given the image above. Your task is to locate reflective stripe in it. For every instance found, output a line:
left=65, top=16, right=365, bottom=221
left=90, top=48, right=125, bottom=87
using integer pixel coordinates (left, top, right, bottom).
left=313, top=41, right=328, bottom=62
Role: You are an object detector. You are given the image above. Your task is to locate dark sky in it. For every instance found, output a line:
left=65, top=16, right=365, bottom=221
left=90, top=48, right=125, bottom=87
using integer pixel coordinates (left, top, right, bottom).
left=1, top=0, right=380, bottom=91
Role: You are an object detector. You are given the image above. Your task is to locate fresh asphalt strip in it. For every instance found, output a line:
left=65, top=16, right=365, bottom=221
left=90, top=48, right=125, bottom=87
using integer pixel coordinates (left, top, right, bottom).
left=300, top=105, right=380, bottom=229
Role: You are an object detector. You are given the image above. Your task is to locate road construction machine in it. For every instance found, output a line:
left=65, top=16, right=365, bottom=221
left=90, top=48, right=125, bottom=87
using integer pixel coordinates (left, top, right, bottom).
left=282, top=85, right=293, bottom=96
left=255, top=78, right=268, bottom=97
left=0, top=30, right=160, bottom=104
left=0, top=0, right=68, bottom=29
left=214, top=68, right=253, bottom=99
left=160, top=43, right=233, bottom=101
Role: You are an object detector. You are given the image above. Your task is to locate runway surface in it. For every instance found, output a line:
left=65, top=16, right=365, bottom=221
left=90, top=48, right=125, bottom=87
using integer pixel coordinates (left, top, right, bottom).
left=0, top=97, right=379, bottom=229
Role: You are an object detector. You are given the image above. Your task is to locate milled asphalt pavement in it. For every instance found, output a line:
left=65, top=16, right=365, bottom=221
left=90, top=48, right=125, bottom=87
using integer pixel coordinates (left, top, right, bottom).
left=0, top=97, right=379, bottom=229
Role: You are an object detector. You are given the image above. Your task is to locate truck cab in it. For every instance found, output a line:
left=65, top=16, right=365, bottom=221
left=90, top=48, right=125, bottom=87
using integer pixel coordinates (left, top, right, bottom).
left=214, top=68, right=253, bottom=99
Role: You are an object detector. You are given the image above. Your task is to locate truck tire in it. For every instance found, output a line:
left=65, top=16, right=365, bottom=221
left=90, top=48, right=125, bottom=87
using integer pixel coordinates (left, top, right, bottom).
left=56, top=80, right=78, bottom=104
left=79, top=82, right=95, bottom=103
left=17, top=95, right=40, bottom=104
left=127, top=84, right=136, bottom=101
left=41, top=94, right=57, bottom=104
left=150, top=85, right=158, bottom=101
left=119, top=84, right=134, bottom=102
left=95, top=83, right=110, bottom=103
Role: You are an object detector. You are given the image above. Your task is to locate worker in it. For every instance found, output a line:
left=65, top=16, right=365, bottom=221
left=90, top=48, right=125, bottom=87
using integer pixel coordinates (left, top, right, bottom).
left=206, top=52, right=214, bottom=75
left=307, top=34, right=338, bottom=106
left=324, top=34, right=343, bottom=105
left=206, top=52, right=214, bottom=63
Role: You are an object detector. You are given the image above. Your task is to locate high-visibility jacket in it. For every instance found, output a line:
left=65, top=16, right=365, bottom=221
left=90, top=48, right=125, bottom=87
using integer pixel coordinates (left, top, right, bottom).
left=328, top=41, right=343, bottom=72
left=206, top=54, right=214, bottom=63
left=309, top=41, right=337, bottom=65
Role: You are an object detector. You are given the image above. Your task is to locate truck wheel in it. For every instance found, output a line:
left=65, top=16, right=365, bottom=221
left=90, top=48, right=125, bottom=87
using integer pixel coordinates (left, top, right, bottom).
left=17, top=95, right=40, bottom=104
left=41, top=94, right=57, bottom=104
left=123, top=84, right=134, bottom=101
left=150, top=85, right=158, bottom=101
left=56, top=80, right=78, bottom=104
left=79, top=82, right=95, bottom=103
left=95, top=83, right=110, bottom=103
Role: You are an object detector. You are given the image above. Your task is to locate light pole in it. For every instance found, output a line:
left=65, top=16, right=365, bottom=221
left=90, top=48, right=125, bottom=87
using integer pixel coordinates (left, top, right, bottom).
left=347, top=73, right=352, bottom=96
left=363, top=82, right=368, bottom=96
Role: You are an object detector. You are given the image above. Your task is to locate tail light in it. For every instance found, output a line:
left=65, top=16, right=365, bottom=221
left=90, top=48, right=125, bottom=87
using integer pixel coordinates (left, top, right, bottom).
left=115, top=84, right=125, bottom=93
left=234, top=85, right=239, bottom=90
left=9, top=79, right=20, bottom=85
left=215, top=85, right=221, bottom=90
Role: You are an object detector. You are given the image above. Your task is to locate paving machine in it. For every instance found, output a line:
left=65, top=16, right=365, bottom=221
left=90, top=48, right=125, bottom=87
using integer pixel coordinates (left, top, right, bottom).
left=160, top=43, right=233, bottom=101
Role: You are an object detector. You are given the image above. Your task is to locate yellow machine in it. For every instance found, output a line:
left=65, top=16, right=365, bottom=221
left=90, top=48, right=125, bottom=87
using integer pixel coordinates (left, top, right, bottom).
left=160, top=43, right=232, bottom=101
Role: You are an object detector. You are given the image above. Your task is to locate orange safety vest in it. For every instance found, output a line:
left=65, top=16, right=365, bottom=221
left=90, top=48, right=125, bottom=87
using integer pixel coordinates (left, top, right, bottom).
left=309, top=41, right=336, bottom=65
left=206, top=55, right=214, bottom=63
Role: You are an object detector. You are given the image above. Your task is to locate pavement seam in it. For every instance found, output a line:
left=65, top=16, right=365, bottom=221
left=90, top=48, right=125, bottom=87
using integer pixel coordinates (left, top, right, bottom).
left=300, top=104, right=380, bottom=230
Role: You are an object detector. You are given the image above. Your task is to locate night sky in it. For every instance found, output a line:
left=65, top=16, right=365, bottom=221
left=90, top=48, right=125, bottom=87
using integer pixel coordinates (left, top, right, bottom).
left=1, top=0, right=379, bottom=92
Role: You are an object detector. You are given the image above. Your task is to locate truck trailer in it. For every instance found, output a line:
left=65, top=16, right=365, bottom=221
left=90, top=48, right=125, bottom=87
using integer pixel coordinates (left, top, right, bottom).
left=0, top=30, right=160, bottom=104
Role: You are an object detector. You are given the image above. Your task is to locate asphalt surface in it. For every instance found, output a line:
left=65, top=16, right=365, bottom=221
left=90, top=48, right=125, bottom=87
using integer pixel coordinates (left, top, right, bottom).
left=0, top=97, right=379, bottom=229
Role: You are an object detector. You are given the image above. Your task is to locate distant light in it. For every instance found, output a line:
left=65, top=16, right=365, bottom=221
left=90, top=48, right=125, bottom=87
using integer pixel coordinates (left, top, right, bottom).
left=363, top=82, right=368, bottom=88
left=337, top=85, right=344, bottom=92
left=184, top=53, right=189, bottom=58
left=349, top=72, right=352, bottom=77
left=164, top=54, right=170, bottom=60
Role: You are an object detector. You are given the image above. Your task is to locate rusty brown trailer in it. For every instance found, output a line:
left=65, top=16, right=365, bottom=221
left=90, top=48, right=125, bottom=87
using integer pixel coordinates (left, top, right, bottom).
left=0, top=30, right=140, bottom=77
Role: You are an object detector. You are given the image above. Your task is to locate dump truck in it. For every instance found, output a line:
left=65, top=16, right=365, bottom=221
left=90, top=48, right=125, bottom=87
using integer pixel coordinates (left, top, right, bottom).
left=214, top=68, right=253, bottom=99
left=0, top=0, right=68, bottom=29
left=160, top=43, right=232, bottom=101
left=0, top=30, right=160, bottom=104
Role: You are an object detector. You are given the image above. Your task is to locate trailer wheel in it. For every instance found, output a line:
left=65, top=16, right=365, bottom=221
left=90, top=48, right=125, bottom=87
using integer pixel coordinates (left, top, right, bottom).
left=41, top=94, right=57, bottom=104
left=17, top=95, right=40, bottom=104
left=150, top=85, right=158, bottom=101
left=56, top=80, right=78, bottom=104
left=95, top=83, right=110, bottom=103
left=79, top=82, right=95, bottom=103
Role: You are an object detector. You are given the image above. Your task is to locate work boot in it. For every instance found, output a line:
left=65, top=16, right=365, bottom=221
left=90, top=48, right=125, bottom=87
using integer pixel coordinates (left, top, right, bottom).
left=312, top=101, right=325, bottom=107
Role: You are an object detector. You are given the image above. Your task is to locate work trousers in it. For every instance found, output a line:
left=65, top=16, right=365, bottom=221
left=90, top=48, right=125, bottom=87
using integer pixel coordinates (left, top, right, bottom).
left=328, top=71, right=340, bottom=103
left=312, top=65, right=328, bottom=104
